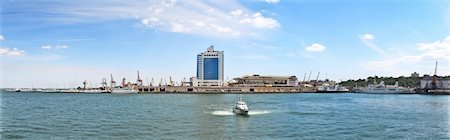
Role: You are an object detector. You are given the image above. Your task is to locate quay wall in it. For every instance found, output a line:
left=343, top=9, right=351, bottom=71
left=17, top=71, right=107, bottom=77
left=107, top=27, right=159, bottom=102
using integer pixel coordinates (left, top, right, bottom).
left=137, top=86, right=316, bottom=93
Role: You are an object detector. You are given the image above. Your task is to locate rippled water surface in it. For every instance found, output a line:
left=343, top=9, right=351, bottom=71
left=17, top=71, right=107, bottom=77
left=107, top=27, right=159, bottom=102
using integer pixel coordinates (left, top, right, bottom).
left=1, top=92, right=449, bottom=139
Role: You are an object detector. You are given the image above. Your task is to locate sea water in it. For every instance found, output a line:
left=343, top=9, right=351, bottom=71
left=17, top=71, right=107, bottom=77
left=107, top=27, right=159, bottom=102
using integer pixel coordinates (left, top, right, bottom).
left=1, top=92, right=449, bottom=139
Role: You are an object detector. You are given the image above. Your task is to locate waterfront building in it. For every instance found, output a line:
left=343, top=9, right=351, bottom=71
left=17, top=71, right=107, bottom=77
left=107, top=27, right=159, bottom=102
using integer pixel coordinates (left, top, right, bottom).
left=230, top=74, right=298, bottom=87
left=192, top=46, right=224, bottom=87
left=420, top=75, right=450, bottom=89
left=411, top=72, right=419, bottom=78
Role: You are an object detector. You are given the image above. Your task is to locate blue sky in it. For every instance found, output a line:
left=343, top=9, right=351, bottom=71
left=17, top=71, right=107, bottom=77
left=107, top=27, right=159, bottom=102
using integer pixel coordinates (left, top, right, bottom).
left=1, top=0, right=449, bottom=88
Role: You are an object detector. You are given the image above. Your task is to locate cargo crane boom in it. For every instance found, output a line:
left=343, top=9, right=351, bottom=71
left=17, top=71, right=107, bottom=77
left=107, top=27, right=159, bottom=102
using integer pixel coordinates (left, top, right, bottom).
left=308, top=71, right=312, bottom=81
left=314, top=72, right=320, bottom=87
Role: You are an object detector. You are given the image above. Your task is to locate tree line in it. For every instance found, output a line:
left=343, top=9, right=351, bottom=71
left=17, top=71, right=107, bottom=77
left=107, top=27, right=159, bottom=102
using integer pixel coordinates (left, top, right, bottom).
left=339, top=76, right=450, bottom=88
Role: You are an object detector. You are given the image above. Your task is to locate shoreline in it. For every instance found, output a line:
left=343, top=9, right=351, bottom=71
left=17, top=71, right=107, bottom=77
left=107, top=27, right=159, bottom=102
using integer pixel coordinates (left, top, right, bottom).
left=2, top=91, right=449, bottom=95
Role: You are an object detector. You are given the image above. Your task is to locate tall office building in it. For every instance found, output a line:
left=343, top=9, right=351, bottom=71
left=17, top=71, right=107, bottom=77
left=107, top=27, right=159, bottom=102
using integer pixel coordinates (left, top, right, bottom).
left=192, top=46, right=224, bottom=87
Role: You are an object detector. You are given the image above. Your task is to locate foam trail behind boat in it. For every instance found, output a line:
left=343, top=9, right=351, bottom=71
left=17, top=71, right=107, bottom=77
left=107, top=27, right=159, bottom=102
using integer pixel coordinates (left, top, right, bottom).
left=211, top=110, right=271, bottom=116
left=248, top=110, right=270, bottom=115
left=211, top=110, right=234, bottom=116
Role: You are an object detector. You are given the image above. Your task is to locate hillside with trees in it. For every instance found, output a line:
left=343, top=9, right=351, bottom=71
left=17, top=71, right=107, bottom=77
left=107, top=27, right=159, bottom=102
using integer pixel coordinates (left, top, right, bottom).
left=339, top=76, right=450, bottom=88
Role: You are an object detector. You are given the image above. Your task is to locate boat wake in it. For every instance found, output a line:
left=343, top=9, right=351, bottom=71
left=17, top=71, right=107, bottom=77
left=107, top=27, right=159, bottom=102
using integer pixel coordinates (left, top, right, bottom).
left=211, top=110, right=270, bottom=116
left=248, top=110, right=270, bottom=115
left=211, top=110, right=235, bottom=116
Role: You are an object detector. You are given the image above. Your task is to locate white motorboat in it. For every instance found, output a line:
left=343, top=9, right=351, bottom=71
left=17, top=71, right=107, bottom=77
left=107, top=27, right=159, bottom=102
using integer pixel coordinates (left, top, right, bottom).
left=233, top=95, right=249, bottom=115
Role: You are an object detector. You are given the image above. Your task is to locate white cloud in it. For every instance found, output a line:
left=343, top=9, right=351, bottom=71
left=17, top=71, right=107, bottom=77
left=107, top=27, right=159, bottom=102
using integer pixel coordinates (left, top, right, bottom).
left=41, top=45, right=52, bottom=49
left=170, top=23, right=188, bottom=33
left=358, top=34, right=387, bottom=55
left=359, top=34, right=375, bottom=41
left=264, top=0, right=280, bottom=4
left=416, top=36, right=450, bottom=60
left=0, top=35, right=25, bottom=57
left=139, top=2, right=279, bottom=38
left=139, top=1, right=280, bottom=37
left=361, top=41, right=387, bottom=55
left=362, top=36, right=450, bottom=75
left=305, top=43, right=326, bottom=52
left=41, top=45, right=69, bottom=50
left=230, top=9, right=243, bottom=16
left=56, top=45, right=69, bottom=49
left=6, top=1, right=280, bottom=39
left=239, top=12, right=280, bottom=28
left=0, top=47, right=25, bottom=56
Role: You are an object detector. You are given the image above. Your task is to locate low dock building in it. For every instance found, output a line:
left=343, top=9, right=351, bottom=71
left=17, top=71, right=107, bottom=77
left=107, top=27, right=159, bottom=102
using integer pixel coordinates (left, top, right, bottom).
left=229, top=74, right=298, bottom=87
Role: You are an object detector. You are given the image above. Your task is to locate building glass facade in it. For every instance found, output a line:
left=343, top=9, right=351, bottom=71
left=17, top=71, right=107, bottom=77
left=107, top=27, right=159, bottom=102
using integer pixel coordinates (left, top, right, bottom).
left=203, top=58, right=219, bottom=80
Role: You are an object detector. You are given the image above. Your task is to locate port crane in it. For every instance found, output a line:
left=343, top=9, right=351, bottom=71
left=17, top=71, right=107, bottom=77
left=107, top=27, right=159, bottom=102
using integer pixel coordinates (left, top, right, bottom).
left=101, top=78, right=107, bottom=89
left=431, top=61, right=438, bottom=90
left=110, top=74, right=116, bottom=88
left=314, top=72, right=320, bottom=87
left=137, top=71, right=143, bottom=86
left=151, top=78, right=154, bottom=87
left=308, top=71, right=312, bottom=82
left=303, top=73, right=307, bottom=82
left=122, top=78, right=127, bottom=87
left=82, top=80, right=87, bottom=90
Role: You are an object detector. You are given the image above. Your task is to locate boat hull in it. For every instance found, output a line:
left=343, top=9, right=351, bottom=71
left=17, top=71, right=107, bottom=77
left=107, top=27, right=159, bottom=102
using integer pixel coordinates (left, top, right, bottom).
left=111, top=88, right=138, bottom=94
left=316, top=90, right=349, bottom=93
left=353, top=89, right=415, bottom=94
left=233, top=108, right=249, bottom=115
left=111, top=91, right=138, bottom=94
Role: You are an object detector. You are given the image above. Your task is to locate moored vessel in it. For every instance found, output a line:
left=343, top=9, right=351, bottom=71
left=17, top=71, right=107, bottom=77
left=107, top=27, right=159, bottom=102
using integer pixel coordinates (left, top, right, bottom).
left=111, top=87, right=138, bottom=94
left=317, top=84, right=349, bottom=93
left=354, top=81, right=415, bottom=94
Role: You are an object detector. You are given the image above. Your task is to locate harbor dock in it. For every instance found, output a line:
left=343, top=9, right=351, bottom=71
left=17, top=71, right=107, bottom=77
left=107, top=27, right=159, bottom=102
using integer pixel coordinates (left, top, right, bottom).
left=136, top=86, right=316, bottom=93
